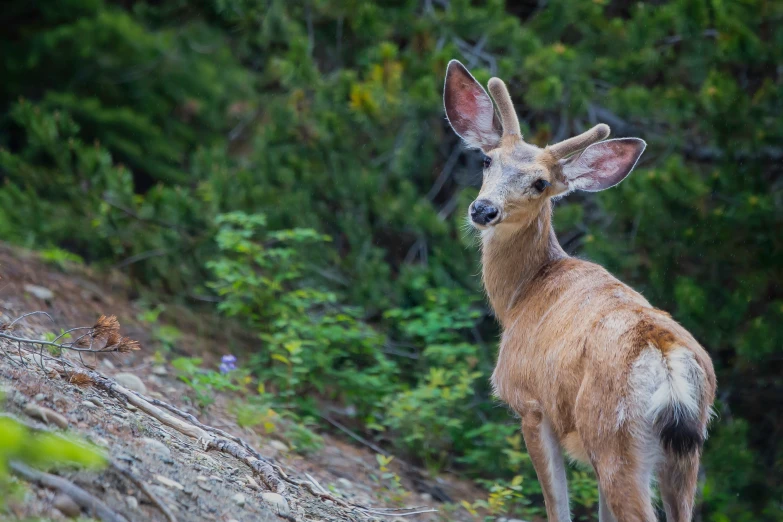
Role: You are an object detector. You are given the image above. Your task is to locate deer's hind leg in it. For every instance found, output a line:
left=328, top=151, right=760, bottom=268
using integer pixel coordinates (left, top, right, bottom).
left=658, top=451, right=700, bottom=522
left=520, top=410, right=571, bottom=522
left=582, top=426, right=659, bottom=522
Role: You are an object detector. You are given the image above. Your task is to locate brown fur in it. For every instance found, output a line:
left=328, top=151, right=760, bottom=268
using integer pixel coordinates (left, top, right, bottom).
left=444, top=61, right=716, bottom=521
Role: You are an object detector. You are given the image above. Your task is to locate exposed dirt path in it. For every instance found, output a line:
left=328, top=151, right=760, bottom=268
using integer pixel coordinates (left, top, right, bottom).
left=0, top=243, right=487, bottom=522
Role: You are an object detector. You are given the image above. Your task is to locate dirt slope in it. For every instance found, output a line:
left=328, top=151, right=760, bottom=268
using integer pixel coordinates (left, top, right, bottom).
left=0, top=243, right=487, bottom=522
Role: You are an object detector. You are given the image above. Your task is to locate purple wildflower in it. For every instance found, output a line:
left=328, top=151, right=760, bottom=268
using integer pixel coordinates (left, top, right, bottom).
left=219, top=354, right=237, bottom=374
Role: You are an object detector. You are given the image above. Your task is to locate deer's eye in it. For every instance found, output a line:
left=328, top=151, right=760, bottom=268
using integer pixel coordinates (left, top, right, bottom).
left=483, top=156, right=492, bottom=169
left=533, top=179, right=550, bottom=192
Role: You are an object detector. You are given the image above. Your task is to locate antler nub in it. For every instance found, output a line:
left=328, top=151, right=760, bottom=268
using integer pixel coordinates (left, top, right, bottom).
left=549, top=123, right=611, bottom=160
left=487, top=77, right=521, bottom=138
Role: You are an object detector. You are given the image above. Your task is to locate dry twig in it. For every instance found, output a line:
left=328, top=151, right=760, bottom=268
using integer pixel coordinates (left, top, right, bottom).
left=10, top=461, right=127, bottom=522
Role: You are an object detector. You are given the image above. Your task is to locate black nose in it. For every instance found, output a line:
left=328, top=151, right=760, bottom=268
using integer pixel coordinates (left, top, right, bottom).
left=470, top=199, right=500, bottom=226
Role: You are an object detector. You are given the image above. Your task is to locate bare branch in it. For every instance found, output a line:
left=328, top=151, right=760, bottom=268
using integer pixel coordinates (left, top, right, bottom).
left=10, top=461, right=128, bottom=522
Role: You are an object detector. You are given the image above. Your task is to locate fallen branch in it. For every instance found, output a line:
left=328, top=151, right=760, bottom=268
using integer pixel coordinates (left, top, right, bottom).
left=88, top=371, right=286, bottom=494
left=10, top=461, right=127, bottom=522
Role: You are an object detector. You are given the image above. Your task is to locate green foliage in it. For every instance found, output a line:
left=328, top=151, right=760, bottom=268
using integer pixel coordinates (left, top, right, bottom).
left=171, top=356, right=248, bottom=409
left=208, top=212, right=397, bottom=415
left=0, top=414, right=106, bottom=510
left=2, top=0, right=782, bottom=517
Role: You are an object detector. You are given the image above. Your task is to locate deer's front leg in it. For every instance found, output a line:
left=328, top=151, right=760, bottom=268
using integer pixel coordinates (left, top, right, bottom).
left=520, top=410, right=571, bottom=522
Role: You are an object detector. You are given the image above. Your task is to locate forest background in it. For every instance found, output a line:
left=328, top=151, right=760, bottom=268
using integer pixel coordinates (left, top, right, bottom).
left=1, top=0, right=781, bottom=520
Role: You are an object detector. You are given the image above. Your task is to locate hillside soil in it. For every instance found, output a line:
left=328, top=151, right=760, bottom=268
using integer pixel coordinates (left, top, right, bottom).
left=0, top=243, right=488, bottom=522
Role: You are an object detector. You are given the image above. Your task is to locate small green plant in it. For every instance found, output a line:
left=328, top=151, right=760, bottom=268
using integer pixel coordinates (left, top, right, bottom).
left=171, top=356, right=249, bottom=409
left=461, top=475, right=527, bottom=521
left=374, top=454, right=408, bottom=506
left=283, top=418, right=324, bottom=455
left=39, top=247, right=84, bottom=268
left=137, top=305, right=182, bottom=354
left=231, top=393, right=323, bottom=455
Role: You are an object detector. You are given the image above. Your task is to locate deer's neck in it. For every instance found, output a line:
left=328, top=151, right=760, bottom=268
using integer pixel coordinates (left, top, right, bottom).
left=480, top=202, right=566, bottom=326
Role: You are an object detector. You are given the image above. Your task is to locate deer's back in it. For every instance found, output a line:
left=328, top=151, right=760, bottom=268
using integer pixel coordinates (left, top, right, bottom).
left=491, top=257, right=713, bottom=444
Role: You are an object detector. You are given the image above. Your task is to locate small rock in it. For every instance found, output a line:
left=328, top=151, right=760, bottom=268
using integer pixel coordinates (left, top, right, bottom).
left=24, top=403, right=69, bottom=429
left=337, top=478, right=353, bottom=489
left=139, top=437, right=171, bottom=457
left=34, top=393, right=46, bottom=402
left=152, top=365, right=168, bottom=376
left=125, top=496, right=139, bottom=510
left=81, top=400, right=97, bottom=409
left=196, top=475, right=208, bottom=482
left=269, top=440, right=289, bottom=453
left=232, top=493, right=246, bottom=507
left=324, top=499, right=334, bottom=506
left=89, top=435, right=110, bottom=448
left=101, top=359, right=115, bottom=370
left=197, top=482, right=212, bottom=492
left=126, top=404, right=138, bottom=412
left=87, top=397, right=105, bottom=407
left=245, top=475, right=259, bottom=488
left=420, top=493, right=432, bottom=502
left=261, top=492, right=290, bottom=516
left=155, top=475, right=184, bottom=490
left=52, top=493, right=81, bottom=517
left=24, top=284, right=54, bottom=300
left=114, top=373, right=147, bottom=394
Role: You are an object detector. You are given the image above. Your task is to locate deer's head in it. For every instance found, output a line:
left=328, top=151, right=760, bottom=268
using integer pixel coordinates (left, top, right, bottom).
left=444, top=60, right=646, bottom=231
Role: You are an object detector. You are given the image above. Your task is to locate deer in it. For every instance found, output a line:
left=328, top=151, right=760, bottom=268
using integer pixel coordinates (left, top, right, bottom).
left=442, top=60, right=716, bottom=522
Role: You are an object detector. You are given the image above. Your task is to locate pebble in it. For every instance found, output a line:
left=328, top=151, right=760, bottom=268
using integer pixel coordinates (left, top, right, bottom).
left=24, top=403, right=69, bottom=429
left=126, top=404, right=138, bottom=412
left=269, top=440, right=289, bottom=452
left=261, top=492, right=290, bottom=516
left=155, top=475, right=184, bottom=490
left=232, top=493, right=246, bottom=507
left=101, top=359, right=115, bottom=370
left=197, top=482, right=212, bottom=492
left=152, top=365, right=168, bottom=376
left=86, top=397, right=105, bottom=407
left=139, top=437, right=171, bottom=457
left=81, top=400, right=97, bottom=409
left=52, top=493, right=81, bottom=517
left=88, top=435, right=110, bottom=448
left=245, top=475, right=259, bottom=488
left=420, top=493, right=432, bottom=501
left=113, top=373, right=147, bottom=394
left=125, top=496, right=139, bottom=510
left=24, top=284, right=54, bottom=300
left=337, top=478, right=353, bottom=489
left=34, top=393, right=46, bottom=402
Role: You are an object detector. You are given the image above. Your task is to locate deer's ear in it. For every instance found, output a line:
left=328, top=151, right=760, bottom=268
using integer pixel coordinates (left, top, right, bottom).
left=444, top=60, right=502, bottom=152
left=560, top=138, right=646, bottom=192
